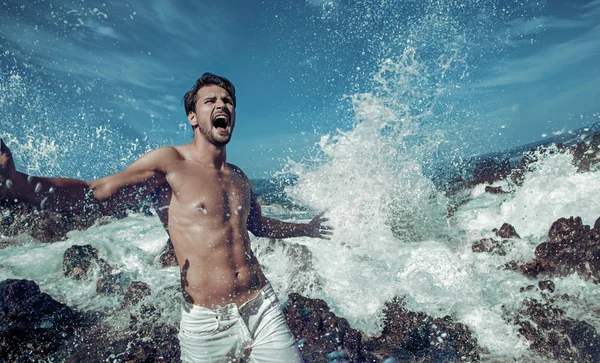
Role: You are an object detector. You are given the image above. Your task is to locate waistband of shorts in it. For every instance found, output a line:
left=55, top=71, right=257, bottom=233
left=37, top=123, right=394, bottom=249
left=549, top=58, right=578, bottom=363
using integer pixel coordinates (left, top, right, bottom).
left=181, top=282, right=276, bottom=318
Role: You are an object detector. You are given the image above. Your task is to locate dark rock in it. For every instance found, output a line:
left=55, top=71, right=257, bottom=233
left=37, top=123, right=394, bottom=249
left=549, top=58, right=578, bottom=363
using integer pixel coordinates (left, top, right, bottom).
left=0, top=237, right=25, bottom=249
left=159, top=238, right=178, bottom=267
left=373, top=297, right=480, bottom=362
left=96, top=272, right=131, bottom=295
left=538, top=280, right=555, bottom=293
left=570, top=131, right=600, bottom=172
left=506, top=216, right=600, bottom=283
left=283, top=293, right=373, bottom=362
left=63, top=244, right=111, bottom=280
left=484, top=186, right=509, bottom=194
left=0, top=200, right=101, bottom=243
left=472, top=238, right=493, bottom=253
left=519, top=285, right=535, bottom=293
left=547, top=216, right=592, bottom=245
left=0, top=195, right=136, bottom=244
left=284, top=294, right=480, bottom=362
left=113, top=323, right=180, bottom=362
left=0, top=213, right=14, bottom=226
left=512, top=298, right=600, bottom=362
left=493, top=223, right=521, bottom=239
left=0, top=279, right=178, bottom=362
left=472, top=238, right=507, bottom=255
left=469, top=131, right=600, bottom=189
left=58, top=313, right=179, bottom=362
left=472, top=158, right=511, bottom=185
left=472, top=224, right=520, bottom=256
left=121, top=281, right=152, bottom=309
left=56, top=295, right=179, bottom=362
left=509, top=149, right=541, bottom=186
left=0, top=279, right=80, bottom=360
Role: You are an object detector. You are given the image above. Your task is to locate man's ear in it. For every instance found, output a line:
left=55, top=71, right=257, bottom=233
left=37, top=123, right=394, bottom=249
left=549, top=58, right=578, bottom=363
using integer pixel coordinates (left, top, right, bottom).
left=187, top=112, right=198, bottom=128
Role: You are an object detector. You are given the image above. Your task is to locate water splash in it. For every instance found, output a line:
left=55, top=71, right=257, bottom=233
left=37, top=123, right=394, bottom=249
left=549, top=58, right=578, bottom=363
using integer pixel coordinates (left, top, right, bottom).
left=0, top=69, right=155, bottom=179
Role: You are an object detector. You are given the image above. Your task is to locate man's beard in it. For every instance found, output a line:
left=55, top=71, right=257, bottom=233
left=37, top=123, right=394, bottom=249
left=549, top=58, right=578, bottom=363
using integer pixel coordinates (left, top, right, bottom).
left=197, top=123, right=233, bottom=146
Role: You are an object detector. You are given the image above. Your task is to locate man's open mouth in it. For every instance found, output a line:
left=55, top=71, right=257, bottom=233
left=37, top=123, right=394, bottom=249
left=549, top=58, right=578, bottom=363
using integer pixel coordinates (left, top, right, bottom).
left=212, top=115, right=229, bottom=131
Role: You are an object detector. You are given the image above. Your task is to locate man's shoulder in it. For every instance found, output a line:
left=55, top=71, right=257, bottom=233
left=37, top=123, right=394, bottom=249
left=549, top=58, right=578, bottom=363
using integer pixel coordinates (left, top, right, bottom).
left=227, top=163, right=250, bottom=179
left=148, top=146, right=184, bottom=161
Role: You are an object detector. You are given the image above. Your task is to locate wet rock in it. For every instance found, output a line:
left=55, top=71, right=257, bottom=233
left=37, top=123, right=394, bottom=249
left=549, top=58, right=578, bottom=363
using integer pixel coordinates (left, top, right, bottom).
left=0, top=279, right=80, bottom=360
left=0, top=237, right=25, bottom=249
left=283, top=293, right=372, bottom=363
left=111, top=323, right=180, bottom=362
left=0, top=279, right=176, bottom=362
left=570, top=131, right=600, bottom=172
left=0, top=196, right=135, bottom=244
left=512, top=298, right=600, bottom=362
left=96, top=272, right=131, bottom=295
left=159, top=238, right=178, bottom=267
left=509, top=149, right=544, bottom=186
left=493, top=223, right=521, bottom=239
left=538, top=280, right=555, bottom=293
left=372, top=297, right=479, bottom=362
left=0, top=200, right=101, bottom=243
left=58, top=288, right=179, bottom=362
left=471, top=158, right=511, bottom=185
left=58, top=314, right=179, bottom=362
left=507, top=216, right=600, bottom=283
left=519, top=285, right=535, bottom=293
left=484, top=186, right=509, bottom=194
left=469, top=131, right=600, bottom=189
left=116, top=295, right=180, bottom=362
left=472, top=238, right=507, bottom=255
left=63, top=244, right=111, bottom=280
left=283, top=294, right=480, bottom=362
left=0, top=212, right=14, bottom=226
left=121, top=281, right=152, bottom=309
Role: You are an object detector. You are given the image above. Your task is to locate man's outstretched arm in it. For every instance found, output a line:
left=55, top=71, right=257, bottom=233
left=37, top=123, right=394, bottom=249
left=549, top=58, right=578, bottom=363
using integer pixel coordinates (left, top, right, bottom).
left=0, top=139, right=171, bottom=216
left=246, top=189, right=332, bottom=240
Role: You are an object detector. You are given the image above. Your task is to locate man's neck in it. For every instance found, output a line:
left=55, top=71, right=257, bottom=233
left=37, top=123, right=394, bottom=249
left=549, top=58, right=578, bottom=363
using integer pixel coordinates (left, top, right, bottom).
left=190, top=134, right=227, bottom=169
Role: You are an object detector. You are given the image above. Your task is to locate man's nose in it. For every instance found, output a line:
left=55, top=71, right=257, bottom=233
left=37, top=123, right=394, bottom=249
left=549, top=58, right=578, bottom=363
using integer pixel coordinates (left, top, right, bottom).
left=215, top=99, right=226, bottom=109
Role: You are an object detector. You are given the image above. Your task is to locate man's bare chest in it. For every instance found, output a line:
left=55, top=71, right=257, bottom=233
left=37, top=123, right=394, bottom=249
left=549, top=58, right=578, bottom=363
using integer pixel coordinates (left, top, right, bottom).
left=166, top=164, right=252, bottom=218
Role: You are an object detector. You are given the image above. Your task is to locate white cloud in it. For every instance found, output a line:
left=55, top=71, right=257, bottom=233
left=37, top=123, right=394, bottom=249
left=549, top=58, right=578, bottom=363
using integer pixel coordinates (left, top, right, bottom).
left=473, top=23, right=600, bottom=88
left=88, top=23, right=119, bottom=39
left=507, top=16, right=591, bottom=38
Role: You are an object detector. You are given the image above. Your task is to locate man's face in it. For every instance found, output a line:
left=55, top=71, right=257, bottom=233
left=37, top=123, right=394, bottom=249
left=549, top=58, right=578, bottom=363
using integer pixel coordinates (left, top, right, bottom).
left=188, top=85, right=236, bottom=146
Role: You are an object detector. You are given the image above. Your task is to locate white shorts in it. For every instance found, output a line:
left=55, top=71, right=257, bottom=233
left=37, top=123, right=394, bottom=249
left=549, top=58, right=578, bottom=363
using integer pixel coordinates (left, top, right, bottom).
left=178, top=283, right=303, bottom=363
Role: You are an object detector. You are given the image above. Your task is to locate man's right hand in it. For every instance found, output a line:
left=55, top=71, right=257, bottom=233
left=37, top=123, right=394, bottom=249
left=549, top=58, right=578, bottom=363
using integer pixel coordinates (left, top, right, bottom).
left=0, top=138, right=17, bottom=185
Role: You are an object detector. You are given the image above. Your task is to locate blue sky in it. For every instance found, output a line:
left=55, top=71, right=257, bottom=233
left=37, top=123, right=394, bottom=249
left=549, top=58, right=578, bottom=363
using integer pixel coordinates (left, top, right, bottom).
left=1, top=0, right=599, bottom=178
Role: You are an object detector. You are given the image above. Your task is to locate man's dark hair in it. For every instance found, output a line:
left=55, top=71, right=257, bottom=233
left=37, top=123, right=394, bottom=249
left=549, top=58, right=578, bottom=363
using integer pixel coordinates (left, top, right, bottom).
left=183, top=72, right=236, bottom=115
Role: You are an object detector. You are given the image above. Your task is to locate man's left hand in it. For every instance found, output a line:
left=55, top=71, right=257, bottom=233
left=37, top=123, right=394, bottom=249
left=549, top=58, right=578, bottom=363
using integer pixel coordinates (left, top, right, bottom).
left=306, top=213, right=333, bottom=239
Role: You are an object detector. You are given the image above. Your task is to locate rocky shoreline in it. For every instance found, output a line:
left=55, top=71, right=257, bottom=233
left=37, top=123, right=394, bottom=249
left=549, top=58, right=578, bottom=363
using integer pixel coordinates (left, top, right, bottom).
left=1, top=237, right=482, bottom=362
left=2, top=132, right=600, bottom=362
left=3, top=211, right=600, bottom=362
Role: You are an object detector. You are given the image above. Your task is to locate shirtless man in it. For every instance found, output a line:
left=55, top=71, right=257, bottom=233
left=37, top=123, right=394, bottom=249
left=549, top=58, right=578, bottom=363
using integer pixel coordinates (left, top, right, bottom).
left=0, top=73, right=331, bottom=362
